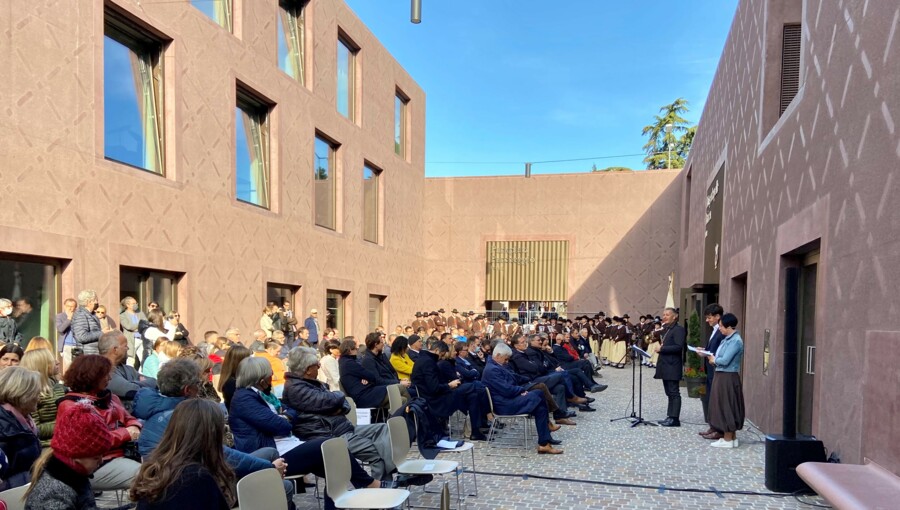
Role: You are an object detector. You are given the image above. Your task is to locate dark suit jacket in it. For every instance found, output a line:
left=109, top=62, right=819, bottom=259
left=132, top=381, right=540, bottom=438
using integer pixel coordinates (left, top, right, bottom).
left=704, top=327, right=726, bottom=386
left=654, top=323, right=686, bottom=381
left=338, top=355, right=386, bottom=408
left=410, top=350, right=456, bottom=417
left=509, top=349, right=546, bottom=380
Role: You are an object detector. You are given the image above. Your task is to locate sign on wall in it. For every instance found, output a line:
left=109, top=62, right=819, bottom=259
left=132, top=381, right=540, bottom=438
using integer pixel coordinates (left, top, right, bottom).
left=703, top=165, right=724, bottom=284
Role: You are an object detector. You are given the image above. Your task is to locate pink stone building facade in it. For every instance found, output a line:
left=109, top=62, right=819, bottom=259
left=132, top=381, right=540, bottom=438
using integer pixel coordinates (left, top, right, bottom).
left=678, top=0, right=900, bottom=470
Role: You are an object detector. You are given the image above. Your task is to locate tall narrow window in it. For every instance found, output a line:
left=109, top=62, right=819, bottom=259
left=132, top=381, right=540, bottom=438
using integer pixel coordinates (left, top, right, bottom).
left=326, top=290, right=348, bottom=337
left=314, top=134, right=337, bottom=229
left=780, top=24, right=802, bottom=116
left=104, top=10, right=166, bottom=174
left=337, top=35, right=358, bottom=119
left=368, top=295, right=385, bottom=332
left=277, top=0, right=307, bottom=83
left=191, top=0, right=233, bottom=32
left=120, top=267, right=179, bottom=315
left=394, top=91, right=408, bottom=157
left=362, top=163, right=380, bottom=243
left=236, top=89, right=271, bottom=209
left=0, top=255, right=60, bottom=342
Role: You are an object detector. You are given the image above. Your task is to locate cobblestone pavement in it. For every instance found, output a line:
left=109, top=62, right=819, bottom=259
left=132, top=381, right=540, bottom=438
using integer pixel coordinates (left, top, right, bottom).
left=99, top=364, right=828, bottom=509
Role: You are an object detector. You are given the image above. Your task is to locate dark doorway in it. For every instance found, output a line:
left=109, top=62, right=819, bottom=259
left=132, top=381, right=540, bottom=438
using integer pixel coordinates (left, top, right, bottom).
left=797, top=251, right=818, bottom=436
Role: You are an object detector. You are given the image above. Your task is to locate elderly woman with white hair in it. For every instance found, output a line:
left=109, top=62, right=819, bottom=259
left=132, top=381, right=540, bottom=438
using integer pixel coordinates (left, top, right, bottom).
left=481, top=342, right=563, bottom=454
left=227, top=357, right=396, bottom=510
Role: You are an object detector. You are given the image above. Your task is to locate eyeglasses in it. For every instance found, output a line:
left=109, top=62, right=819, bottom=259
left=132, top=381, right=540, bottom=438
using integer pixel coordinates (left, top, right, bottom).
left=173, top=314, right=180, bottom=318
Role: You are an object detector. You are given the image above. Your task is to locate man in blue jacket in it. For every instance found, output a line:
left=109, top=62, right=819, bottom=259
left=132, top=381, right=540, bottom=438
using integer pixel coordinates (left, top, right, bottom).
left=304, top=309, right=320, bottom=346
left=131, top=358, right=295, bottom=507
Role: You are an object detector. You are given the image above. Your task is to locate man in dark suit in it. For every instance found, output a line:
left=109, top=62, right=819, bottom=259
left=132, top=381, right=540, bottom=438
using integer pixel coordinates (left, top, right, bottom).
left=411, top=336, right=488, bottom=441
left=654, top=307, right=686, bottom=427
left=700, top=303, right=725, bottom=438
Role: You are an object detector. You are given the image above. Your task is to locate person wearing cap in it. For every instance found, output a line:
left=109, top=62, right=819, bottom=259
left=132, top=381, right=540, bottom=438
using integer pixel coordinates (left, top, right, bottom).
left=606, top=317, right=626, bottom=369
left=435, top=309, right=448, bottom=331
left=646, top=318, right=664, bottom=368
left=303, top=309, right=320, bottom=346
left=446, top=309, right=460, bottom=331
left=405, top=334, right=423, bottom=362
left=411, top=312, right=426, bottom=332
left=23, top=400, right=113, bottom=509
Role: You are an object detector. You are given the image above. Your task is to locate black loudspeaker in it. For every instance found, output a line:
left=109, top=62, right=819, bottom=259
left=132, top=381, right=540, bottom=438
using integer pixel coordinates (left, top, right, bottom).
left=764, top=434, right=826, bottom=492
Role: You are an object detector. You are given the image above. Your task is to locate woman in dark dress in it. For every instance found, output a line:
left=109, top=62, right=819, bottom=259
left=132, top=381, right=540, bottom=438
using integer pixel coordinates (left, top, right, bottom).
left=131, top=399, right=235, bottom=510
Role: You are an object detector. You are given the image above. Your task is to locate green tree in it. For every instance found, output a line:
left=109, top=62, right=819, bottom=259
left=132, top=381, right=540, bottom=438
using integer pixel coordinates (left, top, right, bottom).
left=642, top=98, right=695, bottom=169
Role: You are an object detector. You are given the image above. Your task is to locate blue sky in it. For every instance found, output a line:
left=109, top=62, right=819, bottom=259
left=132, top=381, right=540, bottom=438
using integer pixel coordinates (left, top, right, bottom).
left=345, top=0, right=738, bottom=177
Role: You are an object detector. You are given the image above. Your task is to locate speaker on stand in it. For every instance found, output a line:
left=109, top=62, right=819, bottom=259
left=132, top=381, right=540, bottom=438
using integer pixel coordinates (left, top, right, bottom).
left=764, top=267, right=826, bottom=493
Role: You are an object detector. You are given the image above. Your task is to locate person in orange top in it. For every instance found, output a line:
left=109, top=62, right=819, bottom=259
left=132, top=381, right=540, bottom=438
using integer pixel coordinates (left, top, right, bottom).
left=256, top=339, right=287, bottom=397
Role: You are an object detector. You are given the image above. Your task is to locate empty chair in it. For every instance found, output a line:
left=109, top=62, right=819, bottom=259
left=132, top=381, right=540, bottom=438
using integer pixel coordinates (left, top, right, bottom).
left=386, top=383, right=403, bottom=415
left=320, top=437, right=409, bottom=509
left=387, top=416, right=463, bottom=508
left=236, top=468, right=288, bottom=510
left=0, top=483, right=30, bottom=510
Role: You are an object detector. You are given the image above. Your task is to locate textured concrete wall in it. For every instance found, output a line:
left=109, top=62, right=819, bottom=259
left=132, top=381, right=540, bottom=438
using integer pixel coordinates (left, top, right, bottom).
left=0, top=0, right=426, bottom=336
left=423, top=171, right=682, bottom=316
left=680, top=0, right=900, bottom=469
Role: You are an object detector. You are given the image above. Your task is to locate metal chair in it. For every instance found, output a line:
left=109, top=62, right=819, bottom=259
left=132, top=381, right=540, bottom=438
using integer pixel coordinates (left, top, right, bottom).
left=484, top=387, right=534, bottom=456
left=386, top=416, right=463, bottom=509
left=320, top=437, right=409, bottom=509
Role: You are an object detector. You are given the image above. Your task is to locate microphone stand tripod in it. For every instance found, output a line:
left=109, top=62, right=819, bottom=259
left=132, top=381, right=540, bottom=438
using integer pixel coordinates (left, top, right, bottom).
left=611, top=345, right=657, bottom=427
left=629, top=345, right=656, bottom=427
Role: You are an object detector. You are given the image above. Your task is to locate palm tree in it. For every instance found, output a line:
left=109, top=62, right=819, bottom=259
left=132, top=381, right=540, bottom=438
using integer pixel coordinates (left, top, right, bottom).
left=642, top=98, right=693, bottom=169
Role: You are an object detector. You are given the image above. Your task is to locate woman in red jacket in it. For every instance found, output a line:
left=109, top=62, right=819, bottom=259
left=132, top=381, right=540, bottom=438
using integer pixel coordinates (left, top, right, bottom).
left=59, top=354, right=142, bottom=491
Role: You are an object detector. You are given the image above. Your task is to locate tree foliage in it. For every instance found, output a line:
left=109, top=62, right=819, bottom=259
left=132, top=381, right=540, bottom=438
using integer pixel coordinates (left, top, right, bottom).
left=642, top=98, right=696, bottom=169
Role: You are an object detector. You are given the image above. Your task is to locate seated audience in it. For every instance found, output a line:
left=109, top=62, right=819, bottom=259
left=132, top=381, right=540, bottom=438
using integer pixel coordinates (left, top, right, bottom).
left=24, top=399, right=114, bottom=510
left=0, top=343, right=24, bottom=369
left=140, top=338, right=166, bottom=379
left=217, top=345, right=252, bottom=410
left=360, top=332, right=411, bottom=402
left=255, top=339, right=287, bottom=397
left=99, top=331, right=157, bottom=412
left=406, top=334, right=423, bottom=362
left=317, top=339, right=341, bottom=391
left=0, top=367, right=42, bottom=490
left=227, top=357, right=394, bottom=510
left=389, top=336, right=415, bottom=382
left=552, top=333, right=606, bottom=390
left=411, top=337, right=488, bottom=441
left=58, top=354, right=142, bottom=491
left=20, top=348, right=66, bottom=447
left=509, top=334, right=581, bottom=421
left=132, top=358, right=294, bottom=506
left=282, top=347, right=398, bottom=482
left=481, top=343, right=562, bottom=454
left=131, top=399, right=236, bottom=510
left=451, top=341, right=480, bottom=382
left=338, top=339, right=391, bottom=411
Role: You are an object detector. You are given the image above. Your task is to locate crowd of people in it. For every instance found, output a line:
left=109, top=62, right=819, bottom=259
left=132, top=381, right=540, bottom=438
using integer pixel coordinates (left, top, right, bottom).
left=0, top=291, right=746, bottom=508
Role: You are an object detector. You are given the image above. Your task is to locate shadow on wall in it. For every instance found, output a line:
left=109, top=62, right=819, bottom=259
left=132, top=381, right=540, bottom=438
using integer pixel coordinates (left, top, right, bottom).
left=568, top=177, right=682, bottom=316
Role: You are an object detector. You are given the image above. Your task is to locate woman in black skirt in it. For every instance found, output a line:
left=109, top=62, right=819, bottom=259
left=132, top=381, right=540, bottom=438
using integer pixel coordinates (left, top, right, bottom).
left=705, top=313, right=745, bottom=448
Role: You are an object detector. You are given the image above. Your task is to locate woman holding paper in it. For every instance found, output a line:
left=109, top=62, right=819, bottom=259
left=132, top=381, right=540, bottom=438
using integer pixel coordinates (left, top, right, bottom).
left=705, top=313, right=745, bottom=448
